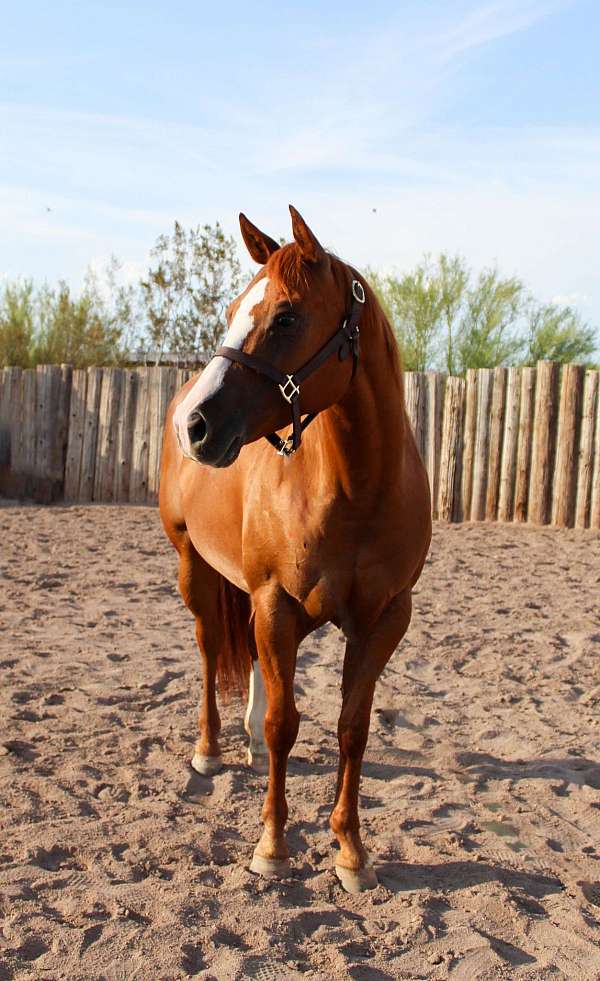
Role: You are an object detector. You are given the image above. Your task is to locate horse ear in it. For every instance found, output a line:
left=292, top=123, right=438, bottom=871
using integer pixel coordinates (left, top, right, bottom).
left=289, top=205, right=326, bottom=264
left=239, top=213, right=280, bottom=265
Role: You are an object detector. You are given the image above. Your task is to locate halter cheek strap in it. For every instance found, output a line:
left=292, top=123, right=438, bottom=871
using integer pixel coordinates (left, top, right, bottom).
left=215, top=278, right=366, bottom=456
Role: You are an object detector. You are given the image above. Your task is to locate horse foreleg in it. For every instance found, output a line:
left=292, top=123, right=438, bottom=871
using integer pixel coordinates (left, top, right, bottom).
left=331, top=588, right=413, bottom=893
left=249, top=588, right=301, bottom=878
left=177, top=536, right=223, bottom=776
left=244, top=658, right=269, bottom=774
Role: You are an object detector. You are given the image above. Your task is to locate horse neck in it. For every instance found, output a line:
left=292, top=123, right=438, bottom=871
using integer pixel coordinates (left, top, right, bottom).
left=307, top=296, right=407, bottom=497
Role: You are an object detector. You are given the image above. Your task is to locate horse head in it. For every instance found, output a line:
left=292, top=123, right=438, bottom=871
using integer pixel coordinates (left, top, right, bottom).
left=172, top=206, right=359, bottom=467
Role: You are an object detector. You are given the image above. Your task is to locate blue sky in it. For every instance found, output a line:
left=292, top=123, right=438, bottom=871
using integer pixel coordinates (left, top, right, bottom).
left=1, top=0, right=599, bottom=329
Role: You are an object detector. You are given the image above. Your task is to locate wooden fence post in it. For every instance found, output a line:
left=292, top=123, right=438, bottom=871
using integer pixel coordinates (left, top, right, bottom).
left=404, top=372, right=427, bottom=464
left=45, top=364, right=72, bottom=501
left=78, top=367, right=103, bottom=502
left=64, top=369, right=88, bottom=501
left=147, top=366, right=178, bottom=505
left=470, top=369, right=493, bottom=521
left=460, top=369, right=477, bottom=522
left=587, top=373, right=600, bottom=530
left=34, top=365, right=52, bottom=501
left=176, top=367, right=189, bottom=392
left=513, top=367, right=536, bottom=523
left=574, top=370, right=599, bottom=529
left=552, top=362, right=584, bottom=528
left=528, top=361, right=559, bottom=525
left=115, top=370, right=139, bottom=503
left=20, top=369, right=37, bottom=498
left=93, top=368, right=124, bottom=502
left=130, top=367, right=151, bottom=504
left=0, top=368, right=23, bottom=497
left=0, top=368, right=12, bottom=467
left=426, top=372, right=445, bottom=519
left=437, top=376, right=465, bottom=522
left=485, top=366, right=507, bottom=521
left=497, top=367, right=521, bottom=522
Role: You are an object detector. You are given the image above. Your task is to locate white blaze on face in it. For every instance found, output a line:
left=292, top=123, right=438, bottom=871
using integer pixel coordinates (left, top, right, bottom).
left=172, top=277, right=269, bottom=458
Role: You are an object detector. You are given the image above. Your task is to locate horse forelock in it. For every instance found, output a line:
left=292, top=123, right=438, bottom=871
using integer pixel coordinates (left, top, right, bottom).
left=266, top=243, right=310, bottom=298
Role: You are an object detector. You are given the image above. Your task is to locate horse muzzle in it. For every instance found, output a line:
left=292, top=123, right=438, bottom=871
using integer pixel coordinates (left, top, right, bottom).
left=180, top=406, right=245, bottom=468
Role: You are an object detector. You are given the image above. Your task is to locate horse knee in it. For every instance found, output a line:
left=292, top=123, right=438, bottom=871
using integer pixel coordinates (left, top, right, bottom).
left=264, top=706, right=300, bottom=756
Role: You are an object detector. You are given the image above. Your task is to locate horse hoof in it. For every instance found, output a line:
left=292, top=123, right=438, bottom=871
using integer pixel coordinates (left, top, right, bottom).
left=191, top=753, right=223, bottom=776
left=250, top=852, right=291, bottom=878
left=246, top=750, right=269, bottom=775
left=335, top=863, right=378, bottom=894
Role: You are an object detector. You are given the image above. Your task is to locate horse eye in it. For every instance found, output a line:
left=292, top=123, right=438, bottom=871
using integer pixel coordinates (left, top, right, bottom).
left=274, top=313, right=296, bottom=328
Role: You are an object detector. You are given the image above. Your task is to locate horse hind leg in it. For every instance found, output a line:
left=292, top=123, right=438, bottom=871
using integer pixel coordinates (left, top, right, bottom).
left=176, top=536, right=251, bottom=776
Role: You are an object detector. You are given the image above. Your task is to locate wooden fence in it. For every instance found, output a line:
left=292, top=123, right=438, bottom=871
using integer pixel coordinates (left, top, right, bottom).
left=0, top=362, right=599, bottom=527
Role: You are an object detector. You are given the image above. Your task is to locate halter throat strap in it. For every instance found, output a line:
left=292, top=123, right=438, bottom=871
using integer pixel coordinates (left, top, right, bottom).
left=215, top=279, right=366, bottom=456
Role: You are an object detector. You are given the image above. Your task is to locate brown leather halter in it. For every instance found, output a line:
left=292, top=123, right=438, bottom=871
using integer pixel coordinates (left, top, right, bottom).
left=214, top=278, right=366, bottom=456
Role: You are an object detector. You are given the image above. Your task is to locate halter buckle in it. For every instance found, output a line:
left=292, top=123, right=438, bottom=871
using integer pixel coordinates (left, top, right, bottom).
left=279, top=375, right=300, bottom=404
left=277, top=436, right=296, bottom=457
left=352, top=279, right=366, bottom=304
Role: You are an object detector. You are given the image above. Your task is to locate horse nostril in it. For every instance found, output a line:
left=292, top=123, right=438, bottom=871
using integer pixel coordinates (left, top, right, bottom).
left=187, top=411, right=207, bottom=447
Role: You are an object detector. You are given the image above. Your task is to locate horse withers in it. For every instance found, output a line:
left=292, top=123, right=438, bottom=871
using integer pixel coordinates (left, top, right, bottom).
left=159, top=206, right=431, bottom=893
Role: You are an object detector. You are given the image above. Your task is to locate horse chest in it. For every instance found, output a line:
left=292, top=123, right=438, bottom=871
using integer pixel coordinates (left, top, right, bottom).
left=242, top=494, right=359, bottom=622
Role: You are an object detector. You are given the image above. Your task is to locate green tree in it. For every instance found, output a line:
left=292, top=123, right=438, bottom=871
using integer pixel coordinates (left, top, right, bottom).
left=524, top=301, right=597, bottom=366
left=33, top=277, right=124, bottom=367
left=0, top=280, right=35, bottom=367
left=140, top=221, right=243, bottom=362
left=438, top=254, right=469, bottom=375
left=369, top=259, right=444, bottom=371
left=455, top=269, right=525, bottom=372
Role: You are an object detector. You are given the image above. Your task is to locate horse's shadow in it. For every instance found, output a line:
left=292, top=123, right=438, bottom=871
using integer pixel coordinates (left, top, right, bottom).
left=288, top=755, right=439, bottom=782
left=456, top=751, right=600, bottom=790
left=377, top=858, right=563, bottom=899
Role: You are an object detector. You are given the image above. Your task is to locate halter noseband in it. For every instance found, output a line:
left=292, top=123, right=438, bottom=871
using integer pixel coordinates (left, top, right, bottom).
left=214, top=278, right=366, bottom=456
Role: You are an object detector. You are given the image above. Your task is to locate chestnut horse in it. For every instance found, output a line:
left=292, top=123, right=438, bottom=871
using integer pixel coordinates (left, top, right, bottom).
left=159, top=206, right=431, bottom=893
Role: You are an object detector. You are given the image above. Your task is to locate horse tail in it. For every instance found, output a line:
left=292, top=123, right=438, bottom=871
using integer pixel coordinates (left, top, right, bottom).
left=216, top=577, right=252, bottom=699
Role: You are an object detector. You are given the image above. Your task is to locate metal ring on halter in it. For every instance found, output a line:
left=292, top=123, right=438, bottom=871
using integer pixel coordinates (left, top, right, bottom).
left=352, top=280, right=366, bottom=304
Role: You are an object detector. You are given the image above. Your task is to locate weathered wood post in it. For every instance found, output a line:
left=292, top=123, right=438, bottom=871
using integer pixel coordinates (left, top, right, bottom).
left=528, top=361, right=559, bottom=525
left=64, top=369, right=88, bottom=501
left=437, top=376, right=466, bottom=522
left=130, top=367, right=151, bottom=504
left=404, top=371, right=427, bottom=466
left=93, top=368, right=124, bottom=502
left=513, top=367, right=536, bottom=523
left=552, top=363, right=584, bottom=528
left=587, top=373, right=600, bottom=530
left=459, top=368, right=477, bottom=522
left=470, top=368, right=493, bottom=521
left=575, top=370, right=599, bottom=529
left=0, top=367, right=23, bottom=497
left=49, top=364, right=72, bottom=502
left=147, top=366, right=178, bottom=505
left=426, top=371, right=445, bottom=520
left=115, top=370, right=139, bottom=503
left=497, top=367, right=521, bottom=522
left=78, top=367, right=103, bottom=503
left=485, top=366, right=507, bottom=521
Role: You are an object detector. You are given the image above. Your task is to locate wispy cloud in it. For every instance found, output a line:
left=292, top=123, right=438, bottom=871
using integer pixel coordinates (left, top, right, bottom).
left=0, top=0, right=597, bottom=327
left=432, top=0, right=572, bottom=60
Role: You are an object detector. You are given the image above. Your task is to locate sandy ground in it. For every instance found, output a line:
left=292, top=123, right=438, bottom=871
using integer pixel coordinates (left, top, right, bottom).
left=1, top=505, right=599, bottom=981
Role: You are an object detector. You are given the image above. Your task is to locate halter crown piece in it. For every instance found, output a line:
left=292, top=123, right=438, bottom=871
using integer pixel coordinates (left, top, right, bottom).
left=215, top=278, right=366, bottom=456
